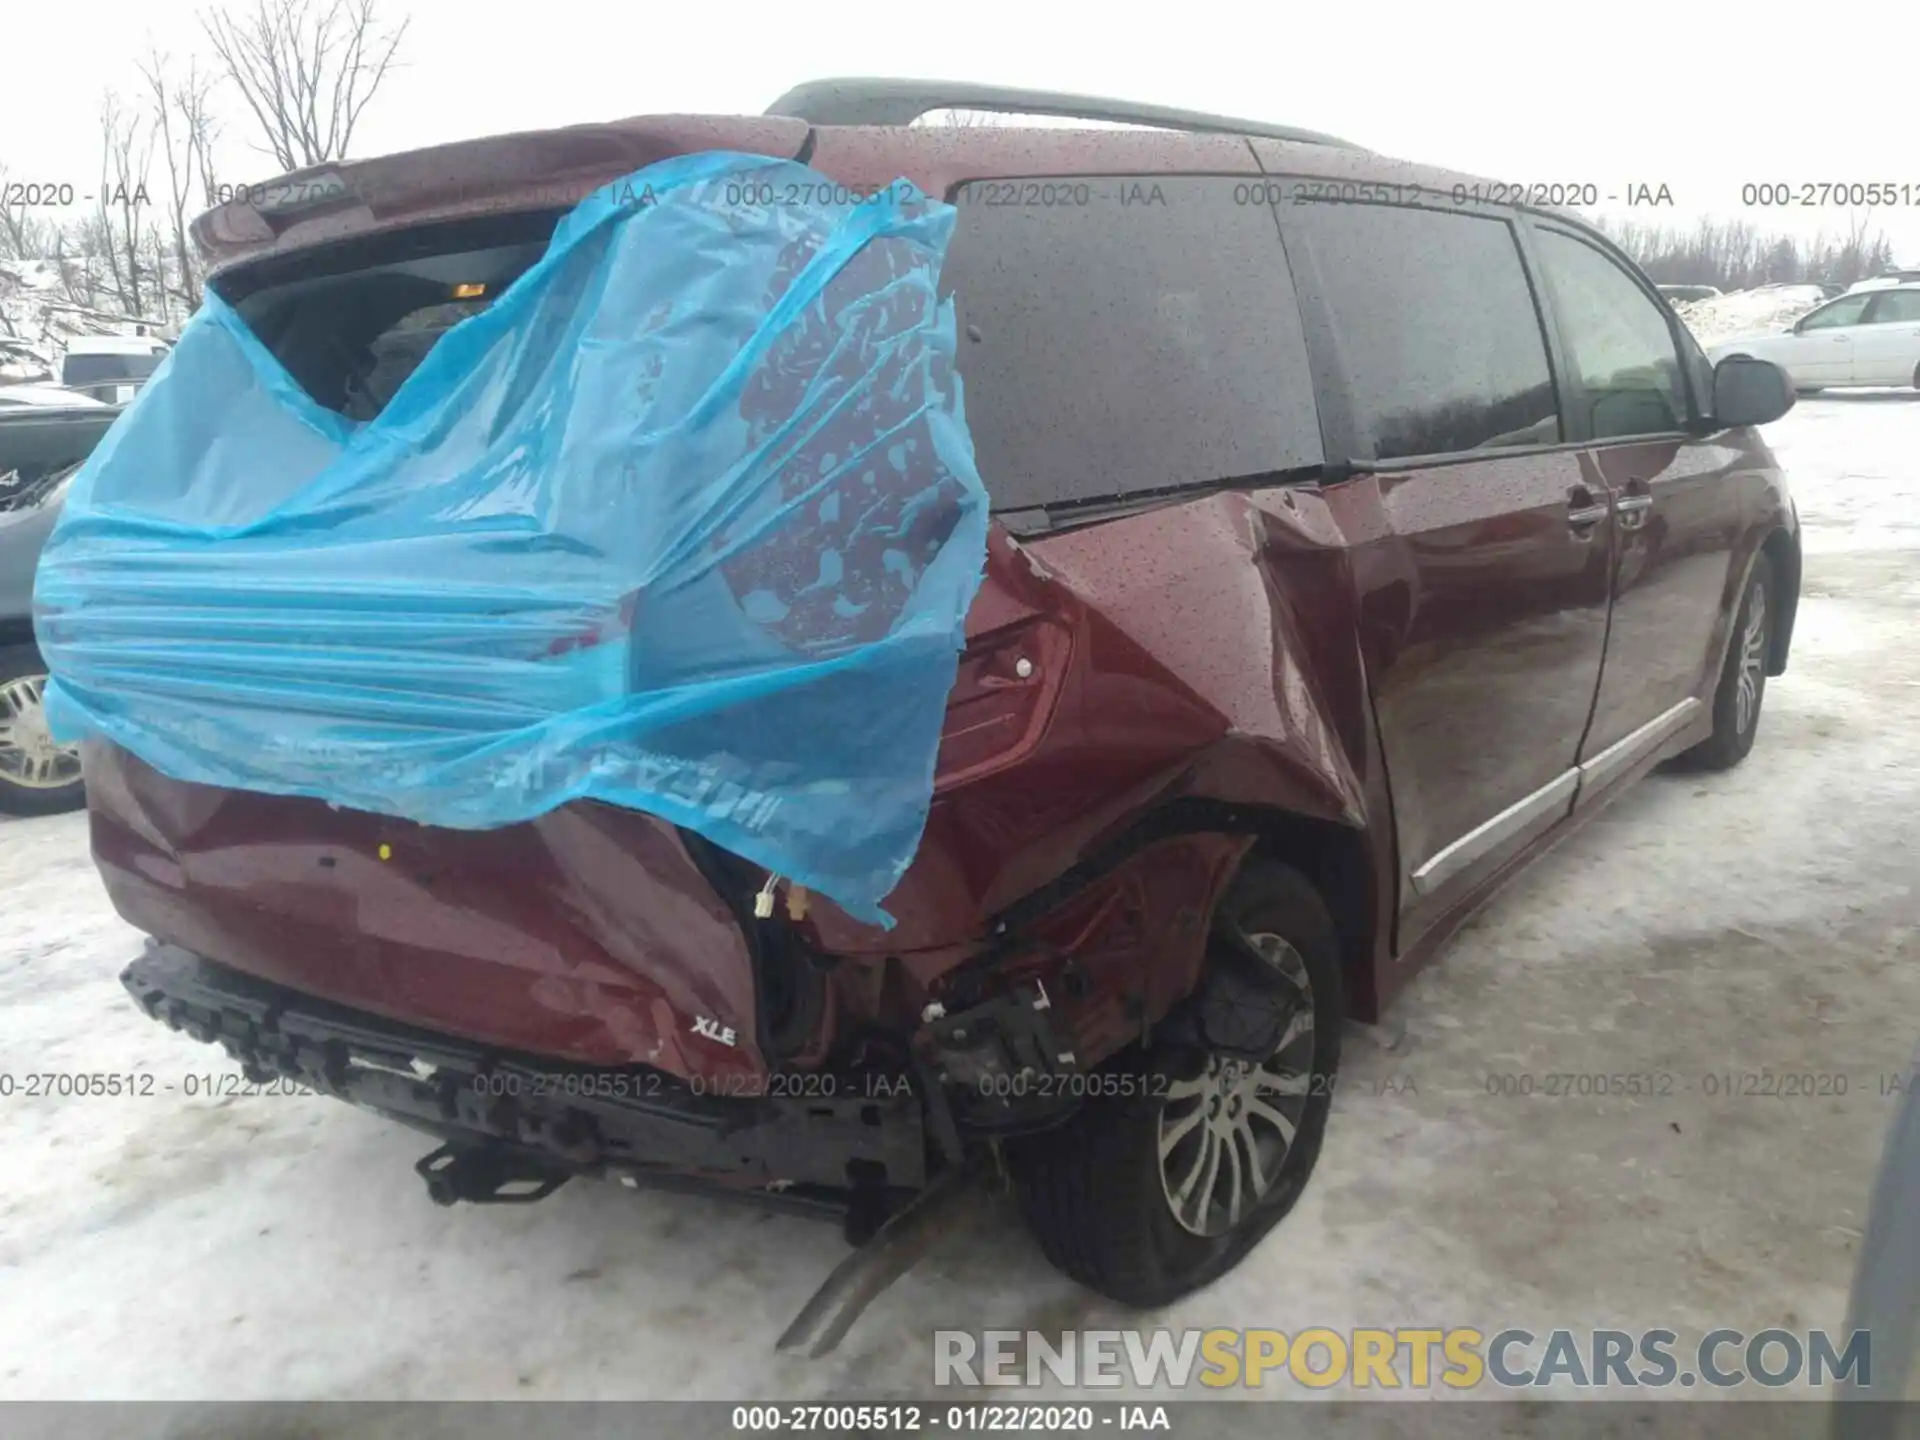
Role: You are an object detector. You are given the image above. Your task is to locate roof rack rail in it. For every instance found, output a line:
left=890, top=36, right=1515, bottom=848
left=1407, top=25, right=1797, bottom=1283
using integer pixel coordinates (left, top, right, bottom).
left=763, top=78, right=1364, bottom=150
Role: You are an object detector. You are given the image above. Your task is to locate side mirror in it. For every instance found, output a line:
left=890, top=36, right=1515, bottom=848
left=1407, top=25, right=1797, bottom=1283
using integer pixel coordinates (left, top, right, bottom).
left=1712, top=355, right=1795, bottom=428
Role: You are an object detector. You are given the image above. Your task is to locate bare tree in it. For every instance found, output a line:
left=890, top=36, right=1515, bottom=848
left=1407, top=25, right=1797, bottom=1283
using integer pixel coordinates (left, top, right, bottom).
left=0, top=165, right=58, bottom=263
left=201, top=0, right=408, bottom=172
left=97, top=93, right=156, bottom=317
left=64, top=211, right=119, bottom=312
left=189, top=82, right=222, bottom=209
left=1596, top=214, right=1895, bottom=291
left=935, top=108, right=1005, bottom=129
left=0, top=171, right=28, bottom=262
left=138, top=48, right=220, bottom=312
left=141, top=225, right=176, bottom=323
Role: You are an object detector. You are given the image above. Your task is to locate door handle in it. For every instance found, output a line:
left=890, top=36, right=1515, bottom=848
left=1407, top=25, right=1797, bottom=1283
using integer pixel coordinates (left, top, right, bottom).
left=1615, top=493, right=1653, bottom=531
left=1567, top=486, right=1608, bottom=533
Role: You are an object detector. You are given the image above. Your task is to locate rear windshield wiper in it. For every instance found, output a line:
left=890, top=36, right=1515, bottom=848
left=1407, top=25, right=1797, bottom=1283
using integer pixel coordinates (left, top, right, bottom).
left=995, top=461, right=1364, bottom=535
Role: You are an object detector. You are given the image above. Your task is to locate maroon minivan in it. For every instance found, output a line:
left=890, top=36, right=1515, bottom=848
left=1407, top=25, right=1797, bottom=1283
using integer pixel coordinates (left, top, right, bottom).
left=106, top=79, right=1801, bottom=1320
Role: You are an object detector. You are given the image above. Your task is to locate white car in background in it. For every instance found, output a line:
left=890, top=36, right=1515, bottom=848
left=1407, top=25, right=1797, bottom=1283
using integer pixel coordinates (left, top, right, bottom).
left=1844, top=267, right=1920, bottom=295
left=1708, top=284, right=1920, bottom=392
left=0, top=384, right=109, bottom=409
left=58, top=334, right=172, bottom=404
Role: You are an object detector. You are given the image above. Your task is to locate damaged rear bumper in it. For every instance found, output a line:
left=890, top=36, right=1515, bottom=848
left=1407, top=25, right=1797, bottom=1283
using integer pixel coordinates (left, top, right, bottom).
left=122, top=941, right=928, bottom=1214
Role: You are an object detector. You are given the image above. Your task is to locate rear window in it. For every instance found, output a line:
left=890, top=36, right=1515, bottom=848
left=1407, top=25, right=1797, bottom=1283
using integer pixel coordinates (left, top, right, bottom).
left=1286, top=203, right=1560, bottom=461
left=939, top=175, right=1324, bottom=512
left=341, top=298, right=492, bottom=420
left=61, top=351, right=163, bottom=387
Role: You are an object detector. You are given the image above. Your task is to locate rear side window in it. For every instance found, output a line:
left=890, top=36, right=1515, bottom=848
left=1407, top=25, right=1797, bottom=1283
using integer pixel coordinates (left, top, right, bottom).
left=1532, top=229, right=1688, bottom=439
left=939, top=175, right=1323, bottom=512
left=1286, top=203, right=1559, bottom=461
left=1866, top=290, right=1920, bottom=323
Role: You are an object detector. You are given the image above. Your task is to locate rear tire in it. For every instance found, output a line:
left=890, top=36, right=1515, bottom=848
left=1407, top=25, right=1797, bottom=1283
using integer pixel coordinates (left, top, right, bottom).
left=1007, top=857, right=1344, bottom=1306
left=1676, top=553, right=1772, bottom=772
left=0, top=645, right=86, bottom=816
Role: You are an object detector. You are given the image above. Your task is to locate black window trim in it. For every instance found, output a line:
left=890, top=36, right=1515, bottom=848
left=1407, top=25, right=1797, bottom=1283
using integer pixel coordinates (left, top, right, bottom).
left=1266, top=189, right=1570, bottom=472
left=993, top=462, right=1332, bottom=535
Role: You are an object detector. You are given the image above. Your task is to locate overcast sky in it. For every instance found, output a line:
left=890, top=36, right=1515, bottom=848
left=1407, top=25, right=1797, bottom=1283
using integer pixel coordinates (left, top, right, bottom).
left=5, top=0, right=1918, bottom=260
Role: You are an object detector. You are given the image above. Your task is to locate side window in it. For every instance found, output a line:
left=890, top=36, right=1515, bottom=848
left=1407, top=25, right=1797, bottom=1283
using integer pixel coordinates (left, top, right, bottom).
left=1865, top=291, right=1920, bottom=324
left=1533, top=230, right=1688, bottom=440
left=1800, top=294, right=1872, bottom=331
left=939, top=176, right=1323, bottom=512
left=1285, top=203, right=1559, bottom=461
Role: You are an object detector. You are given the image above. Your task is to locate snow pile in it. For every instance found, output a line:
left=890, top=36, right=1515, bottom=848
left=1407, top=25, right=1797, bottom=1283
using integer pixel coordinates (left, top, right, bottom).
left=1677, top=285, right=1829, bottom=349
left=0, top=341, right=52, bottom=385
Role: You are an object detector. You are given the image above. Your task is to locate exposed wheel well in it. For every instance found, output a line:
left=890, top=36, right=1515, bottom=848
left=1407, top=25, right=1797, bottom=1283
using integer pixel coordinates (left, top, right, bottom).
left=1760, top=528, right=1799, bottom=676
left=978, top=799, right=1385, bottom=1030
left=1237, top=811, right=1379, bottom=1022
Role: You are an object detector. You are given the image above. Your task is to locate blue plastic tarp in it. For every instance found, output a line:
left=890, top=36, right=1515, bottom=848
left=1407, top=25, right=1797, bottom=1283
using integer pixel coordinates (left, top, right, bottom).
left=33, top=151, right=990, bottom=926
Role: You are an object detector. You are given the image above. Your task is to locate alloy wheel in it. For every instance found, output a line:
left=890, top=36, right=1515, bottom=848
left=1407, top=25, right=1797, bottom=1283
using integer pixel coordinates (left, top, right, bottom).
left=1735, top=581, right=1767, bottom=735
left=0, top=673, right=83, bottom=791
left=1156, top=930, right=1316, bottom=1238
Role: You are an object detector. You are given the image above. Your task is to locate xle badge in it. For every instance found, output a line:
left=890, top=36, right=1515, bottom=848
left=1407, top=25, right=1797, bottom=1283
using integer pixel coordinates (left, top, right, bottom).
left=692, top=1016, right=737, bottom=1047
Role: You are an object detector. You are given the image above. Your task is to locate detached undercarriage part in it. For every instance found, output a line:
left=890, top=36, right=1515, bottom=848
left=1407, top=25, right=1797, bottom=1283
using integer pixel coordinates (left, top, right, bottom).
left=916, top=980, right=1082, bottom=1134
left=1153, top=922, right=1309, bottom=1060
left=123, top=940, right=1009, bottom=1359
left=776, top=1160, right=991, bottom=1360
left=415, top=1142, right=569, bottom=1205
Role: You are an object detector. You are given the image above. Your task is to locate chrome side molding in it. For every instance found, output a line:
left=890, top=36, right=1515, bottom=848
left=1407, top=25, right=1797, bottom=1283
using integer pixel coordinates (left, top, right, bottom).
left=1577, top=699, right=1702, bottom=792
left=1409, top=697, right=1704, bottom=899
left=1410, top=770, right=1578, bottom=897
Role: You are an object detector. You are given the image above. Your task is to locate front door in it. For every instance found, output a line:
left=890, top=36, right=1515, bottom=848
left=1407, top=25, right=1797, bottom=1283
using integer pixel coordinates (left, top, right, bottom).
left=1275, top=195, right=1612, bottom=932
left=1781, top=292, right=1873, bottom=384
left=1853, top=289, right=1920, bottom=385
left=1528, top=223, right=1747, bottom=791
left=1352, top=452, right=1615, bottom=919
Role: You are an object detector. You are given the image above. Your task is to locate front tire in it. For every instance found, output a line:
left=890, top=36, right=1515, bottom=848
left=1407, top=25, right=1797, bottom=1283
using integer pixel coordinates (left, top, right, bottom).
left=1677, top=554, right=1772, bottom=772
left=1007, top=857, right=1344, bottom=1306
left=0, top=645, right=86, bottom=816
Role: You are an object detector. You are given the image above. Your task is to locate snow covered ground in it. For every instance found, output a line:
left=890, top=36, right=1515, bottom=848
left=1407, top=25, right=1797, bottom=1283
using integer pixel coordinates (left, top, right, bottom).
left=1, top=393, right=1917, bottom=1418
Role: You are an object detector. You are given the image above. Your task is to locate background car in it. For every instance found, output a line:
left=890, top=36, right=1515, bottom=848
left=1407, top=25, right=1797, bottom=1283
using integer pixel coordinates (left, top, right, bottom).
left=1709, top=284, right=1920, bottom=392
left=0, top=384, right=109, bottom=409
left=1845, top=267, right=1920, bottom=296
left=0, top=397, right=120, bottom=814
left=1657, top=283, right=1722, bottom=304
left=1832, top=1045, right=1920, bottom=1432
left=58, top=334, right=172, bottom=404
